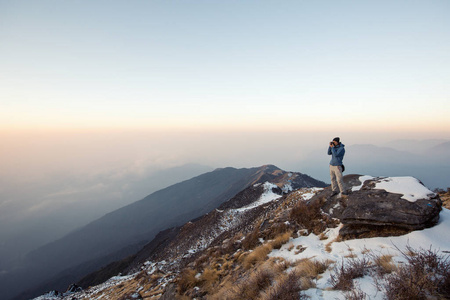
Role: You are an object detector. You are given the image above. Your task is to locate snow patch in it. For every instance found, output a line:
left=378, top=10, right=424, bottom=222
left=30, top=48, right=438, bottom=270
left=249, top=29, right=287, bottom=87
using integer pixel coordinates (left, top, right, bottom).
left=298, top=187, right=323, bottom=201
left=281, top=183, right=293, bottom=193
left=374, top=176, right=435, bottom=202
left=236, top=182, right=282, bottom=212
left=352, top=175, right=375, bottom=191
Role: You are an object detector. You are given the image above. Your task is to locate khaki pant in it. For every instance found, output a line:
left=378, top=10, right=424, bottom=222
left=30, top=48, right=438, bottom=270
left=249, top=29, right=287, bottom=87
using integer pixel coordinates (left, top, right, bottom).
left=330, top=165, right=345, bottom=193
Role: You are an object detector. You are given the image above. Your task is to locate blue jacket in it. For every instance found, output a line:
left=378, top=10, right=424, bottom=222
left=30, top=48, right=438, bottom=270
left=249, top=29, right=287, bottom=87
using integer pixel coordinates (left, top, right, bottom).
left=328, top=143, right=345, bottom=166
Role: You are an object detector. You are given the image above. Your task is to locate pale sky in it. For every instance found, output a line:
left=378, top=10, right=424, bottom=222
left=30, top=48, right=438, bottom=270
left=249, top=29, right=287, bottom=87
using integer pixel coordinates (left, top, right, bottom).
left=1, top=0, right=449, bottom=132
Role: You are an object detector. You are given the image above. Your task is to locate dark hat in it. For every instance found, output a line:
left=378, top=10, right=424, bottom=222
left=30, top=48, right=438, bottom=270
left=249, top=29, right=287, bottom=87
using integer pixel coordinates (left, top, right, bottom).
left=333, top=137, right=340, bottom=143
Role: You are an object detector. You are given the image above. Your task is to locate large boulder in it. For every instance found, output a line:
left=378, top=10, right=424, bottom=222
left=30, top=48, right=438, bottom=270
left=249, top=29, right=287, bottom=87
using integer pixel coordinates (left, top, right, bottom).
left=310, top=174, right=442, bottom=239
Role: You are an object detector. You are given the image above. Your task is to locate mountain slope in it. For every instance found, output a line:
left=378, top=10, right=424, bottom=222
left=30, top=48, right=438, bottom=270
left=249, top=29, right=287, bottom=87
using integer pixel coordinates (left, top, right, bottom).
left=34, top=175, right=450, bottom=300
left=35, top=173, right=448, bottom=300
left=13, top=165, right=326, bottom=300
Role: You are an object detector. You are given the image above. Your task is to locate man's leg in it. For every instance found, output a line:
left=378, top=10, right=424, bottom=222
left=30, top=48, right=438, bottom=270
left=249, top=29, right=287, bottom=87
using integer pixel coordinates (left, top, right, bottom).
left=329, top=165, right=339, bottom=192
left=335, top=166, right=346, bottom=194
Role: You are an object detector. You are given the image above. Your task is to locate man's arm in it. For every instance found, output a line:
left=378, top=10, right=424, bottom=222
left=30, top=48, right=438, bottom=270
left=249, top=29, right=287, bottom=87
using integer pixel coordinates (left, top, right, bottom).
left=328, top=146, right=332, bottom=155
left=332, top=146, right=345, bottom=158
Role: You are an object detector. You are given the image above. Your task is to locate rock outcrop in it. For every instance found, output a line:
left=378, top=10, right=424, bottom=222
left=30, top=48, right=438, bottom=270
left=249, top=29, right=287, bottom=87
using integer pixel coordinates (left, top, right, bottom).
left=310, top=174, right=442, bottom=238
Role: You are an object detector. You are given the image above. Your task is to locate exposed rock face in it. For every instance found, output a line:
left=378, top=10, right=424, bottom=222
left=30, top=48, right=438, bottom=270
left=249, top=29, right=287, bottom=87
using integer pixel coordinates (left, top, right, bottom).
left=311, top=174, right=442, bottom=239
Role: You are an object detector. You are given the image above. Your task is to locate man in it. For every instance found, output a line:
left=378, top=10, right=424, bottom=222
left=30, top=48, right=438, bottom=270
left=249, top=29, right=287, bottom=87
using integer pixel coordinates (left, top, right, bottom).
left=328, top=137, right=347, bottom=197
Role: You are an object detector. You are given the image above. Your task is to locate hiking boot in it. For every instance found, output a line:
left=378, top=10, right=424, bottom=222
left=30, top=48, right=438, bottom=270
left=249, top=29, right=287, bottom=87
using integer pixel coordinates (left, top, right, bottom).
left=330, top=191, right=339, bottom=197
left=342, top=191, right=349, bottom=195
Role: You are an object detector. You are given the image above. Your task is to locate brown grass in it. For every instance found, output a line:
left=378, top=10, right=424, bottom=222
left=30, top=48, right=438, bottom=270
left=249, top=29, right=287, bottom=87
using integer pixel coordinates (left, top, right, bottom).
left=270, top=231, right=292, bottom=249
left=291, top=243, right=306, bottom=255
left=263, top=222, right=290, bottom=240
left=177, top=268, right=198, bottom=295
left=212, top=261, right=283, bottom=300
left=325, top=236, right=342, bottom=253
left=372, top=254, right=396, bottom=275
left=287, top=243, right=295, bottom=251
left=242, top=222, right=262, bottom=250
left=438, top=189, right=450, bottom=209
left=243, top=244, right=273, bottom=269
left=234, top=267, right=277, bottom=300
left=318, top=232, right=328, bottom=240
left=290, top=200, right=321, bottom=231
left=199, top=267, right=219, bottom=292
left=289, top=199, right=339, bottom=236
left=294, top=258, right=332, bottom=279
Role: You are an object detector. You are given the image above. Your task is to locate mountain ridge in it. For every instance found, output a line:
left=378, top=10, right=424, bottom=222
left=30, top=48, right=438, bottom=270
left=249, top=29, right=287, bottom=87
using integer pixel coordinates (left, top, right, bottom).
left=34, top=173, right=448, bottom=300
left=13, top=165, right=326, bottom=300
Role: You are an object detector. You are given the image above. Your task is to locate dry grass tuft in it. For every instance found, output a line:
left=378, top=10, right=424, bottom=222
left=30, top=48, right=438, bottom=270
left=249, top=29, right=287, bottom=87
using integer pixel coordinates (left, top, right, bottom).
left=242, top=222, right=262, bottom=250
left=438, top=189, right=450, bottom=209
left=270, top=231, right=292, bottom=250
left=318, top=232, right=328, bottom=240
left=262, top=222, right=291, bottom=240
left=287, top=243, right=295, bottom=251
left=294, top=258, right=332, bottom=279
left=217, top=263, right=281, bottom=300
left=372, top=254, right=396, bottom=275
left=177, top=268, right=198, bottom=295
left=199, top=267, right=219, bottom=292
left=243, top=244, right=273, bottom=269
left=325, top=236, right=342, bottom=253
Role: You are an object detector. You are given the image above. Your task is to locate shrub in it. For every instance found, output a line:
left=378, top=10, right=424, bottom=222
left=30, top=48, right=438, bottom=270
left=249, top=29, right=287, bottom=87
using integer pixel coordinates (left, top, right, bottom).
left=343, top=286, right=367, bottom=300
left=262, top=271, right=308, bottom=300
left=289, top=199, right=335, bottom=235
left=384, top=246, right=450, bottom=300
left=329, top=256, right=371, bottom=291
left=290, top=200, right=321, bottom=228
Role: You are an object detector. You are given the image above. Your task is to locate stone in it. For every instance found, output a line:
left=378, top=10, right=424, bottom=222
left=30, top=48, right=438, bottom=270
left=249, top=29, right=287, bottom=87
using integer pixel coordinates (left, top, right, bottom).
left=310, top=174, right=442, bottom=239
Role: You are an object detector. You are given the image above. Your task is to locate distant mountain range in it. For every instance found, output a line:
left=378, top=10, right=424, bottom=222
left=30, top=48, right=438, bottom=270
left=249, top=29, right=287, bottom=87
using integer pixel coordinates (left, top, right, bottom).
left=9, top=165, right=326, bottom=300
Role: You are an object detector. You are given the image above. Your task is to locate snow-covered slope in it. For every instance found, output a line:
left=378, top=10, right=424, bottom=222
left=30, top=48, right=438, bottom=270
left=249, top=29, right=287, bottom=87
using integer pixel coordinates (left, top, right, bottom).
left=270, top=208, right=450, bottom=299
